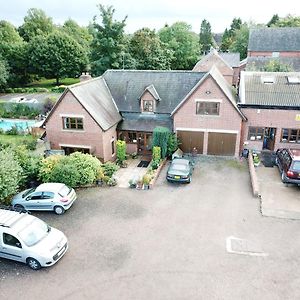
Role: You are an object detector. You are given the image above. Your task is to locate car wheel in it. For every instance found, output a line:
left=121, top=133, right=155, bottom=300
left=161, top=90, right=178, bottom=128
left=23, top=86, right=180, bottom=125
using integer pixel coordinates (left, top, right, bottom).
left=54, top=206, right=65, bottom=215
left=27, top=257, right=41, bottom=270
left=14, top=204, right=25, bottom=211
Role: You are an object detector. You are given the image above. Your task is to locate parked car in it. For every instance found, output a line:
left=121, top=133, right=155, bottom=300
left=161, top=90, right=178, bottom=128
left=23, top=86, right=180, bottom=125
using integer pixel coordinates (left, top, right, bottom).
left=0, top=207, right=68, bottom=270
left=276, top=148, right=300, bottom=185
left=9, top=96, right=27, bottom=103
left=20, top=98, right=38, bottom=104
left=12, top=183, right=77, bottom=215
left=166, top=158, right=193, bottom=183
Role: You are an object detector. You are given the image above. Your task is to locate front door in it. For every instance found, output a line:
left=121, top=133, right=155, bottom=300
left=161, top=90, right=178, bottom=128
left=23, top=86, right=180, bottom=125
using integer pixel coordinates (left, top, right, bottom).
left=263, top=128, right=276, bottom=151
left=137, top=133, right=152, bottom=155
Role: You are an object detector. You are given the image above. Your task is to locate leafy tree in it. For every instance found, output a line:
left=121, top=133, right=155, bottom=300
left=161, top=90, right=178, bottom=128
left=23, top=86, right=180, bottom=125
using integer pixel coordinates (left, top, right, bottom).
left=18, top=8, right=55, bottom=42
left=158, top=22, right=199, bottom=69
left=90, top=5, right=128, bottom=75
left=267, top=14, right=280, bottom=27
left=271, top=14, right=300, bottom=27
left=199, top=19, right=213, bottom=54
left=220, top=18, right=242, bottom=52
left=0, top=56, right=9, bottom=89
left=28, top=31, right=88, bottom=84
left=130, top=27, right=173, bottom=70
left=61, top=19, right=92, bottom=53
left=152, top=126, right=170, bottom=158
left=0, top=149, right=23, bottom=204
left=229, top=24, right=249, bottom=60
left=0, top=20, right=23, bottom=43
left=263, top=60, right=293, bottom=72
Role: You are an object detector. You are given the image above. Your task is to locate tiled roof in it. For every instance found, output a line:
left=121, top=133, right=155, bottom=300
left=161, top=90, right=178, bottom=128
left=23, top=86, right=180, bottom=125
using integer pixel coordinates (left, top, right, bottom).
left=69, top=77, right=122, bottom=131
left=117, top=113, right=172, bottom=132
left=248, top=28, right=300, bottom=52
left=219, top=53, right=240, bottom=67
left=239, top=71, right=300, bottom=107
left=103, top=70, right=206, bottom=114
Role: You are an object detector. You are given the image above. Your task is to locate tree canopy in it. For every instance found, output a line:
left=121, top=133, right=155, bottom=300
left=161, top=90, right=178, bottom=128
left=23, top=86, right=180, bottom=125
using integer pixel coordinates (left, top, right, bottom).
left=158, top=22, right=199, bottom=69
left=199, top=19, right=213, bottom=54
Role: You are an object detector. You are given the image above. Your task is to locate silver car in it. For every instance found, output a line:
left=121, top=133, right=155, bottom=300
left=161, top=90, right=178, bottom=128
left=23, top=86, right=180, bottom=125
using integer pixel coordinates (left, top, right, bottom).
left=12, top=183, right=77, bottom=215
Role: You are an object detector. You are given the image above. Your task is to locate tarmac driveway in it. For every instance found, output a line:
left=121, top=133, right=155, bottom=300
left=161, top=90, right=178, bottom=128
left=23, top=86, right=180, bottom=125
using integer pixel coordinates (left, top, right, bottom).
left=1, top=157, right=300, bottom=300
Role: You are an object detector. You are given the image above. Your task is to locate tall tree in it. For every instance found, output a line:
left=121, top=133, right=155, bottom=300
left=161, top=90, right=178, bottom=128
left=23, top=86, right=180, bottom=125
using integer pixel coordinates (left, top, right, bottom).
left=199, top=19, right=213, bottom=54
left=90, top=5, right=128, bottom=75
left=271, top=14, right=300, bottom=27
left=158, top=22, right=199, bottom=69
left=220, top=18, right=242, bottom=52
left=0, top=56, right=9, bottom=89
left=130, top=28, right=173, bottom=70
left=28, top=32, right=88, bottom=84
left=0, top=20, right=23, bottom=43
left=229, top=24, right=249, bottom=59
left=18, top=8, right=55, bottom=42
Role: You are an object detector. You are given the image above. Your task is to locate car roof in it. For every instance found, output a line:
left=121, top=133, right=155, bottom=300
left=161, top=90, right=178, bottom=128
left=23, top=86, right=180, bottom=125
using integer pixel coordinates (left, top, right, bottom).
left=0, top=209, right=35, bottom=230
left=35, top=183, right=66, bottom=193
left=288, top=149, right=300, bottom=160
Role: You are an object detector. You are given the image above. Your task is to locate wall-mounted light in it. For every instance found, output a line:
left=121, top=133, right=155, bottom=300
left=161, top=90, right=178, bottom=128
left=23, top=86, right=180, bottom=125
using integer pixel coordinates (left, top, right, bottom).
left=205, top=90, right=211, bottom=95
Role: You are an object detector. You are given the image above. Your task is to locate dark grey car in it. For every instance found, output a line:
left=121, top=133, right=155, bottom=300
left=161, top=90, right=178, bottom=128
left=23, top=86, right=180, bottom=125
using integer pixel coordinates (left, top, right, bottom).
left=166, top=158, right=193, bottom=183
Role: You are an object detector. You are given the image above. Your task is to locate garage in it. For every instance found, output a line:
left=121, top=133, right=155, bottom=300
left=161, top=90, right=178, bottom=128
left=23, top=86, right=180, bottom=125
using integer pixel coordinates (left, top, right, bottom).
left=207, top=132, right=237, bottom=156
left=177, top=130, right=204, bottom=154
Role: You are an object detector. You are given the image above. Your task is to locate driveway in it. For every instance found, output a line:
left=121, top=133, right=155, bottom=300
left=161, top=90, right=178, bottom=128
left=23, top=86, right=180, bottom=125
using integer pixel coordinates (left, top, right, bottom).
left=1, top=157, right=300, bottom=300
left=0, top=93, right=61, bottom=104
left=257, top=164, right=300, bottom=219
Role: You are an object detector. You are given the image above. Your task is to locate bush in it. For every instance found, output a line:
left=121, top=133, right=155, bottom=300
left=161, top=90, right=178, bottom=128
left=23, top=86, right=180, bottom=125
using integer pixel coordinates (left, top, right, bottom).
left=51, top=85, right=66, bottom=93
left=167, top=134, right=179, bottom=157
left=0, top=149, right=23, bottom=204
left=152, top=126, right=170, bottom=158
left=101, top=162, right=119, bottom=178
left=42, top=96, right=57, bottom=114
left=0, top=103, right=40, bottom=119
left=116, top=140, right=126, bottom=165
left=39, top=155, right=63, bottom=182
left=152, top=146, right=161, bottom=162
left=150, top=160, right=160, bottom=170
left=6, top=125, right=20, bottom=135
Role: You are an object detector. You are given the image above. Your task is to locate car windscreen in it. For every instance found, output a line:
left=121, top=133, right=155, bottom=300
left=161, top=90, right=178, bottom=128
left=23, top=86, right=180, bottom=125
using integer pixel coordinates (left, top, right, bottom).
left=58, top=185, right=71, bottom=197
left=172, top=164, right=189, bottom=171
left=18, top=218, right=49, bottom=247
left=292, top=161, right=300, bottom=172
left=22, top=188, right=36, bottom=198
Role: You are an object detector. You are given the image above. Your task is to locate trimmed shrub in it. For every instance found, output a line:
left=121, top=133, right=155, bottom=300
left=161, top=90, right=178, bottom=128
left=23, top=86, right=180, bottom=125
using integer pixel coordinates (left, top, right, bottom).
left=116, top=140, right=126, bottom=165
left=152, top=146, right=161, bottom=162
left=0, top=149, right=23, bottom=204
left=167, top=133, right=179, bottom=157
left=39, top=155, right=62, bottom=182
left=152, top=126, right=170, bottom=158
left=101, top=162, right=119, bottom=178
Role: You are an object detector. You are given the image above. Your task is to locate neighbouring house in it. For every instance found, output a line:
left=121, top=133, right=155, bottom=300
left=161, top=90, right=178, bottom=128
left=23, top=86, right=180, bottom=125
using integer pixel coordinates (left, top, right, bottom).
left=43, top=67, right=246, bottom=161
left=246, top=27, right=300, bottom=71
left=238, top=71, right=300, bottom=152
left=193, top=50, right=241, bottom=86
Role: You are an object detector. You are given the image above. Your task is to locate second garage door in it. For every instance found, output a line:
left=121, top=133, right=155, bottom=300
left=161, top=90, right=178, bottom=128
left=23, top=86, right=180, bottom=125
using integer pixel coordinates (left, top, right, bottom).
left=177, top=131, right=204, bottom=154
left=207, top=132, right=237, bottom=156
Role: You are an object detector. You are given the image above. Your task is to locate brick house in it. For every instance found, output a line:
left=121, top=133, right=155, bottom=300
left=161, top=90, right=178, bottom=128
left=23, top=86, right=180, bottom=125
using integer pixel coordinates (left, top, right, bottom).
left=192, top=50, right=241, bottom=86
left=246, top=27, right=300, bottom=71
left=43, top=67, right=246, bottom=161
left=238, top=71, right=300, bottom=152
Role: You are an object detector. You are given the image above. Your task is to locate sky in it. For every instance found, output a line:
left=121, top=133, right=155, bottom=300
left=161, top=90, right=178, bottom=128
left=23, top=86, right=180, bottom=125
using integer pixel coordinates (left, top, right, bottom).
left=0, top=0, right=299, bottom=33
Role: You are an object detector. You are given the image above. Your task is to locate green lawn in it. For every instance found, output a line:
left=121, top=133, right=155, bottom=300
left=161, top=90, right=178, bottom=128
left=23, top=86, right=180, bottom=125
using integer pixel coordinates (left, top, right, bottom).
left=26, top=78, right=80, bottom=89
left=0, top=134, right=36, bottom=146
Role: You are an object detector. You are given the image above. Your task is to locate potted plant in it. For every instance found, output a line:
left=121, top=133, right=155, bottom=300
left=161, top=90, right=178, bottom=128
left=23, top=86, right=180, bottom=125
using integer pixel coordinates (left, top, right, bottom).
left=142, top=174, right=151, bottom=190
left=253, top=153, right=260, bottom=167
left=128, top=178, right=137, bottom=189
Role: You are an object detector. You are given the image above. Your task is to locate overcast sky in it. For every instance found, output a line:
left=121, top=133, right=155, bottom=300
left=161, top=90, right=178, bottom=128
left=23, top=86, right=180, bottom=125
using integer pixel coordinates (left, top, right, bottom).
left=1, top=0, right=299, bottom=33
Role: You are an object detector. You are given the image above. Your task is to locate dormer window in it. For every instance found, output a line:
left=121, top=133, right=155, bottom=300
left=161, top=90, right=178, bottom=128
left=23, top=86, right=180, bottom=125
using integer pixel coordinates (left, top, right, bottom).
left=261, top=76, right=275, bottom=84
left=143, top=100, right=154, bottom=112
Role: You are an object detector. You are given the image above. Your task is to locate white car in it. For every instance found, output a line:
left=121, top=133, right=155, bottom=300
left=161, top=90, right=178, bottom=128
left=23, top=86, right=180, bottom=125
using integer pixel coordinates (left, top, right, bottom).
left=20, top=98, right=38, bottom=104
left=12, top=183, right=77, bottom=215
left=9, top=96, right=27, bottom=103
left=0, top=208, right=68, bottom=270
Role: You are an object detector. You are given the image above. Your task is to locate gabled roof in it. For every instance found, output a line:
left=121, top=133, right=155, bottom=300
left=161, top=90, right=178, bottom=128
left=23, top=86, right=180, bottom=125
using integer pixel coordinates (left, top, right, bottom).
left=248, top=27, right=300, bottom=52
left=239, top=71, right=300, bottom=107
left=139, top=84, right=161, bottom=101
left=219, top=53, right=240, bottom=68
left=103, top=70, right=206, bottom=114
left=44, top=77, right=122, bottom=131
left=172, top=66, right=246, bottom=120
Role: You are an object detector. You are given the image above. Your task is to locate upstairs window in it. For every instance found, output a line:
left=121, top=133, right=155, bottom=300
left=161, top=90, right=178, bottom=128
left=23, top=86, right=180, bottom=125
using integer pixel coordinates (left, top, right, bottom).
left=196, top=101, right=220, bottom=116
left=143, top=100, right=154, bottom=112
left=62, top=117, right=83, bottom=130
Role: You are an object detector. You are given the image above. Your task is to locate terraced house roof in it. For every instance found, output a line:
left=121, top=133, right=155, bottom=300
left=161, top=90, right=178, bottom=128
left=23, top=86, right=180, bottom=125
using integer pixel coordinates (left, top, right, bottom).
left=248, top=28, right=300, bottom=52
left=239, top=71, right=300, bottom=108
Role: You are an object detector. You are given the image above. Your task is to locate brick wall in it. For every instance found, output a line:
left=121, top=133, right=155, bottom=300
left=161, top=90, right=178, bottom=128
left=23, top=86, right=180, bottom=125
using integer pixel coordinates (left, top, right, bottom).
left=248, top=51, right=300, bottom=58
left=241, top=107, right=300, bottom=151
left=173, top=76, right=243, bottom=156
left=46, top=91, right=114, bottom=161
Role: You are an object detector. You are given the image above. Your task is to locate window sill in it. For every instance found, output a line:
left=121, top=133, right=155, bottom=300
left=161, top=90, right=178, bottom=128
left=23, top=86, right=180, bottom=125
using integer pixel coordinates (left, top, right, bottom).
left=195, top=114, right=220, bottom=118
left=61, top=129, right=85, bottom=133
